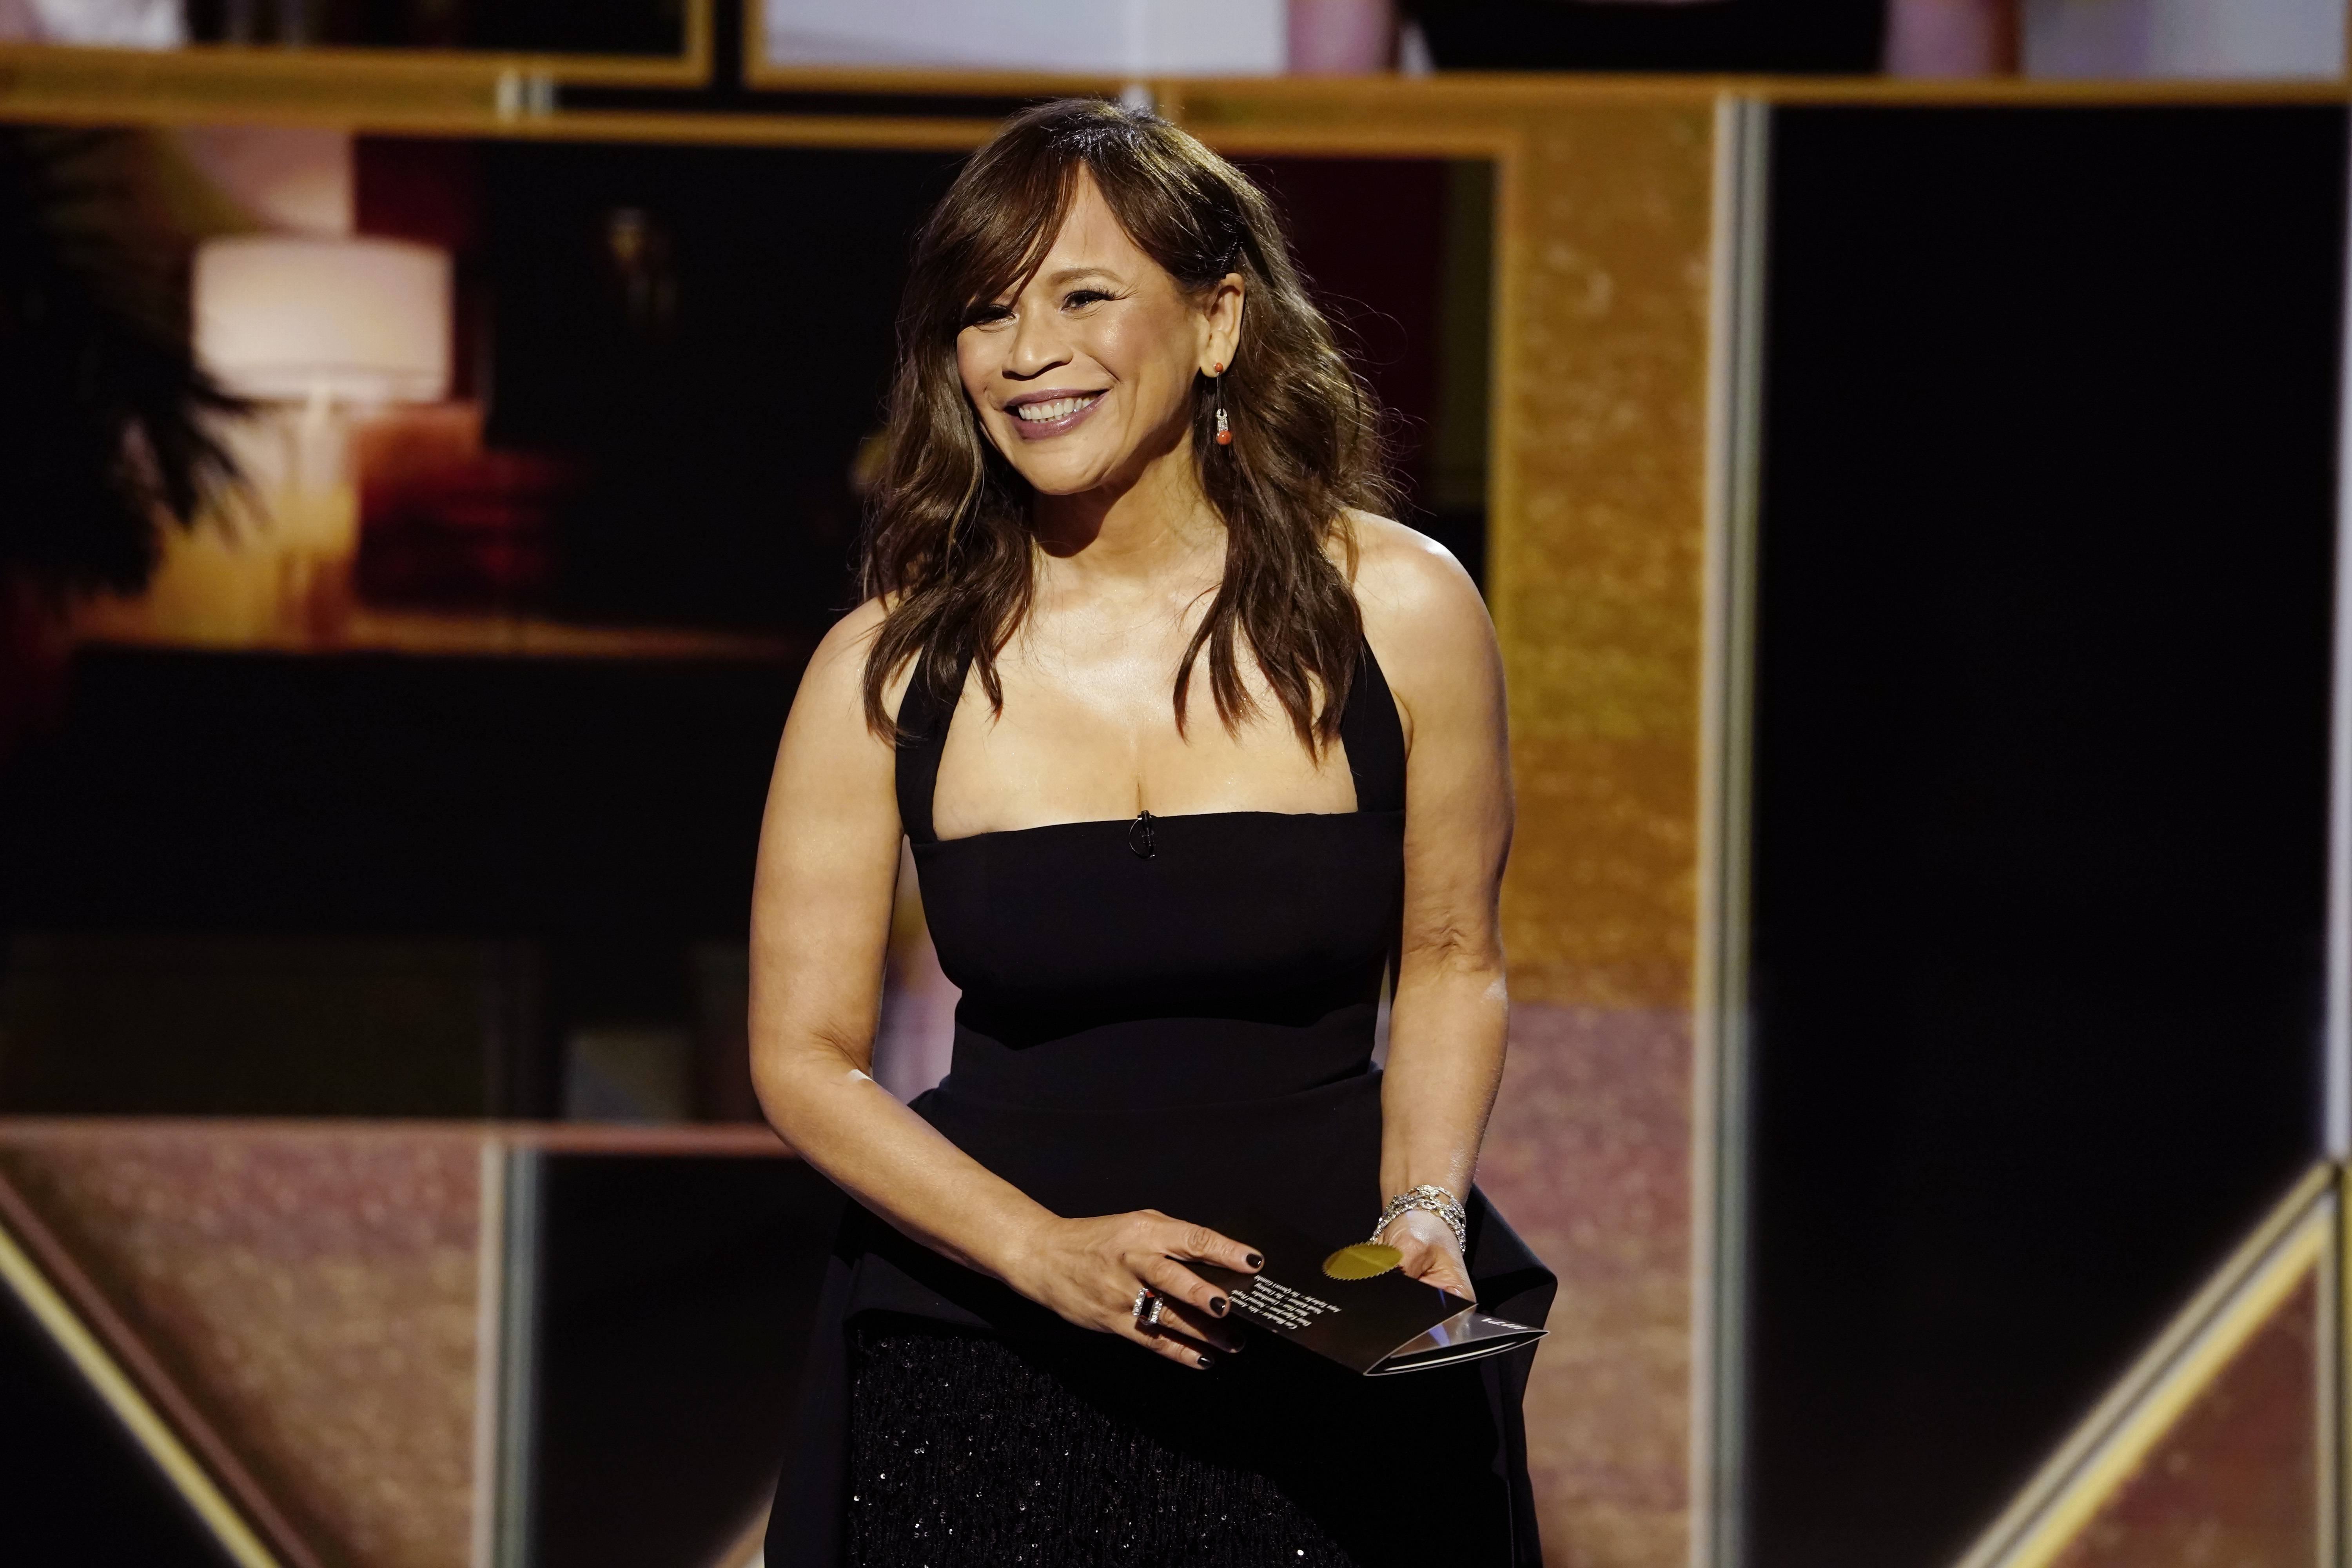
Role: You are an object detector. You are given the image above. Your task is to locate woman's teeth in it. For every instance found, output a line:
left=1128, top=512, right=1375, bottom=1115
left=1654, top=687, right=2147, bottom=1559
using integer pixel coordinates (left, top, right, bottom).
left=1014, top=394, right=1100, bottom=423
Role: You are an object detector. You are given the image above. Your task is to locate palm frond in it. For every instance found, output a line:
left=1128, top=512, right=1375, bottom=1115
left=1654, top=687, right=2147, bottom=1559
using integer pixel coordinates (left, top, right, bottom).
left=0, top=127, right=249, bottom=597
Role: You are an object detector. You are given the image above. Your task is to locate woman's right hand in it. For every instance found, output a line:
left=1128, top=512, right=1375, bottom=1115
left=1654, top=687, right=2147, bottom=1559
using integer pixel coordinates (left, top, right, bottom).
left=1004, top=1209, right=1261, bottom=1369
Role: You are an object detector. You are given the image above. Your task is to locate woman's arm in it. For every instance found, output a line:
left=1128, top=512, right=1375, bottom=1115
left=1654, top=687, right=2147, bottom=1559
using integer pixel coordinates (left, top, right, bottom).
left=748, top=603, right=1254, bottom=1367
left=1351, top=518, right=1514, bottom=1296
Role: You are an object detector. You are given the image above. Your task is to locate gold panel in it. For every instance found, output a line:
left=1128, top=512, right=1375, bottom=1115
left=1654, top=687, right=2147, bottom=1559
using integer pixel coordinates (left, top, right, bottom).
left=1486, top=105, right=1715, bottom=1011
left=0, top=44, right=504, bottom=127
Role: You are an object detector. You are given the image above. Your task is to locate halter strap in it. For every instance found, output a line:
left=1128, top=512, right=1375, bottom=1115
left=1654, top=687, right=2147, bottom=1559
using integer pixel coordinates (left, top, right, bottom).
left=1340, top=641, right=1408, bottom=815
left=893, top=654, right=969, bottom=846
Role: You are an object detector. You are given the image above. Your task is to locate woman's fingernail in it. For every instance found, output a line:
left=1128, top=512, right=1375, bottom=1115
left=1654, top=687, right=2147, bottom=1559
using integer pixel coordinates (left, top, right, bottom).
left=1198, top=1352, right=1217, bottom=1369
left=1210, top=1296, right=1229, bottom=1316
left=1244, top=1252, right=1263, bottom=1269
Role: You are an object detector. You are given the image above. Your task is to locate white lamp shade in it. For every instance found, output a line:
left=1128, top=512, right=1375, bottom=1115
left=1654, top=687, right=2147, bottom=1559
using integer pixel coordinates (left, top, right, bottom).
left=195, top=234, right=452, bottom=403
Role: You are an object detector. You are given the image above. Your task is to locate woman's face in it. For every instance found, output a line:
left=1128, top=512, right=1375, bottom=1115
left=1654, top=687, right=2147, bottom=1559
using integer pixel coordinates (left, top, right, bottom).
left=956, top=172, right=1240, bottom=498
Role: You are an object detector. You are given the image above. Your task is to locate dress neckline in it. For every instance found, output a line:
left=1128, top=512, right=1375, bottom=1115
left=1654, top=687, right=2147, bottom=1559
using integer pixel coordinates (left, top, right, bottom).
left=895, top=639, right=1408, bottom=847
left=924, top=804, right=1401, bottom=851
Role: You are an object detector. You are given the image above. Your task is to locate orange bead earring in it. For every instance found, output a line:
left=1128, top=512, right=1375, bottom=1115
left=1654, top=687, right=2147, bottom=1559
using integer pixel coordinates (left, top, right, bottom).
left=1212, top=361, right=1232, bottom=446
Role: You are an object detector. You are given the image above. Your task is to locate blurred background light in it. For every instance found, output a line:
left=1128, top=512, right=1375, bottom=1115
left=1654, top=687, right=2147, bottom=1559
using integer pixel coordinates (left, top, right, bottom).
left=194, top=234, right=451, bottom=407
left=172, top=234, right=452, bottom=641
left=760, top=0, right=1288, bottom=73
left=0, top=0, right=184, bottom=48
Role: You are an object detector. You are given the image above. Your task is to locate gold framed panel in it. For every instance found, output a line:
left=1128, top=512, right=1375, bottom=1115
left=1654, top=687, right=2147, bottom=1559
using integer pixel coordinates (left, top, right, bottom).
left=0, top=0, right=713, bottom=129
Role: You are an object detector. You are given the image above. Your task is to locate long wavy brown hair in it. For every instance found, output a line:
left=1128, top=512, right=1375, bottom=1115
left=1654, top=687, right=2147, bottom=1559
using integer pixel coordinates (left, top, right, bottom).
left=858, top=97, right=1395, bottom=750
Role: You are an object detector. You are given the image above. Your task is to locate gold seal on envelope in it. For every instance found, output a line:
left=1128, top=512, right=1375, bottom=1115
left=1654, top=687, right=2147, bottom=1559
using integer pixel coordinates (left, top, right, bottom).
left=1321, top=1242, right=1402, bottom=1280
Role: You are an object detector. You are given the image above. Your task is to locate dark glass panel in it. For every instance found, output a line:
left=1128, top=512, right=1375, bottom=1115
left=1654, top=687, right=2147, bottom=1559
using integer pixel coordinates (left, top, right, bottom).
left=183, top=0, right=688, bottom=57
left=1748, top=105, right=2343, bottom=1568
left=1410, top=0, right=1883, bottom=72
left=528, top=1154, right=842, bottom=1566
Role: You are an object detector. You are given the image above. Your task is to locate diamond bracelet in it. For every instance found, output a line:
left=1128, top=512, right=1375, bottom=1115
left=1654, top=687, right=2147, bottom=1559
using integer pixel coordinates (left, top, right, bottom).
left=1373, top=1183, right=1468, bottom=1255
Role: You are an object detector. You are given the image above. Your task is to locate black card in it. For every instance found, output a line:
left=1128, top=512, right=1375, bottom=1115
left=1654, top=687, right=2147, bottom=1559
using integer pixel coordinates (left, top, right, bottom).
left=1190, top=1212, right=1545, bottom=1376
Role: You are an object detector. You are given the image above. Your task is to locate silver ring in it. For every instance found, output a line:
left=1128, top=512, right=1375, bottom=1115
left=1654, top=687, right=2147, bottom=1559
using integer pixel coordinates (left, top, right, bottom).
left=1131, top=1287, right=1155, bottom=1321
left=1144, top=1295, right=1167, bottom=1328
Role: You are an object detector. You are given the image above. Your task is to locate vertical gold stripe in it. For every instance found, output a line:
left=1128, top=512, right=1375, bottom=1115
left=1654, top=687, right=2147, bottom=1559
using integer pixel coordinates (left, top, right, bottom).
left=1693, top=91, right=1769, bottom=1568
left=468, top=1138, right=507, bottom=1568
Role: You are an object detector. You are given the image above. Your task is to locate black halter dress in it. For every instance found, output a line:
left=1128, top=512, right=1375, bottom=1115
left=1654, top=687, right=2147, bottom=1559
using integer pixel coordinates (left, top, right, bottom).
left=770, top=642, right=1555, bottom=1568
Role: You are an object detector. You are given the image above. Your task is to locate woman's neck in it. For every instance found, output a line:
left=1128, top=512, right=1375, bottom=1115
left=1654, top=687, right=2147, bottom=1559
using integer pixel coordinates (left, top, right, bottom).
left=1030, top=431, right=1221, bottom=591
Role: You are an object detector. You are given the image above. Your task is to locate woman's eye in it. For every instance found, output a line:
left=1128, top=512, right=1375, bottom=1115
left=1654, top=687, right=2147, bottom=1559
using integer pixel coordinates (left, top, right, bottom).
left=965, top=304, right=1014, bottom=328
left=1063, top=289, right=1114, bottom=309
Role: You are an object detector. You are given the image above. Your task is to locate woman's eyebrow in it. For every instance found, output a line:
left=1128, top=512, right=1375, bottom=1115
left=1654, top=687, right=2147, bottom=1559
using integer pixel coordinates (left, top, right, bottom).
left=1042, top=265, right=1122, bottom=286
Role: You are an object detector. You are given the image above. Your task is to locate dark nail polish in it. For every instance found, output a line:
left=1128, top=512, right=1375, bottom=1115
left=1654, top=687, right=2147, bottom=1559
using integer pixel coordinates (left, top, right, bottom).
left=1210, top=1296, right=1229, bottom=1316
left=1198, top=1352, right=1216, bottom=1369
left=1244, top=1252, right=1263, bottom=1269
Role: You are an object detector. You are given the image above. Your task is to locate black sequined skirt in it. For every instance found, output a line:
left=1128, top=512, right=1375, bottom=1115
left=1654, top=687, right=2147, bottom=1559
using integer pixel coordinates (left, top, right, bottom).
left=845, top=1318, right=1357, bottom=1568
left=772, top=1100, right=1553, bottom=1568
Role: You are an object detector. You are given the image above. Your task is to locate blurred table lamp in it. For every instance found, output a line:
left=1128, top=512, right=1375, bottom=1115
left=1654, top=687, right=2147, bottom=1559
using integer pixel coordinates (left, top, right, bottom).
left=193, top=234, right=450, bottom=639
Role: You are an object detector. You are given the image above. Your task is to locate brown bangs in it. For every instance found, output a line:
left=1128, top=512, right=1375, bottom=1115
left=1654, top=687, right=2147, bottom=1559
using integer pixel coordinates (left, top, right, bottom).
left=948, top=167, right=1076, bottom=328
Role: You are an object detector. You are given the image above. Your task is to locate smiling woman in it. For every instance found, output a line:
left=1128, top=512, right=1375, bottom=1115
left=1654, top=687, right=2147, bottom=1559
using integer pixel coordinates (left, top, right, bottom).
left=964, top=230, right=1218, bottom=477
left=750, top=100, right=1553, bottom=1568
left=860, top=102, right=1387, bottom=756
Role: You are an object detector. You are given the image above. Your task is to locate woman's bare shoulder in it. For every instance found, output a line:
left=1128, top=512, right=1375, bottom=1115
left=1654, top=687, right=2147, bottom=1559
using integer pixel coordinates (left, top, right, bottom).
left=1335, top=511, right=1493, bottom=669
left=794, top=596, right=913, bottom=735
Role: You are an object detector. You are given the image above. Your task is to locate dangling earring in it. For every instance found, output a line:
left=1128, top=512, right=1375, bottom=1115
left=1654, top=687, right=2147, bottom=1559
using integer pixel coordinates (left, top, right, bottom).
left=1212, top=361, right=1232, bottom=446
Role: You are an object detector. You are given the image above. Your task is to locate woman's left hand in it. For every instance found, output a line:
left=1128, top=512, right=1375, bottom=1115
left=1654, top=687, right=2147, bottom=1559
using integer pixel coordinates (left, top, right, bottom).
left=1377, top=1207, right=1475, bottom=1301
